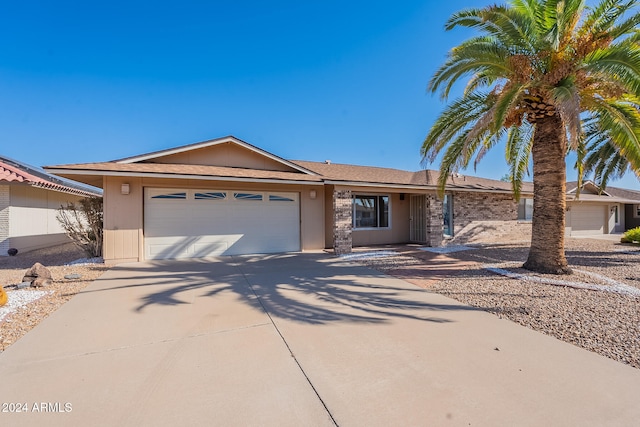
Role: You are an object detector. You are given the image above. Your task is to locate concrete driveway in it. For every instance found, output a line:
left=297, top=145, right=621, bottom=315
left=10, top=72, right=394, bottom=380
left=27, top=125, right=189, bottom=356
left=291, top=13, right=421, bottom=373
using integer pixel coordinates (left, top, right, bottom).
left=1, top=253, right=640, bottom=426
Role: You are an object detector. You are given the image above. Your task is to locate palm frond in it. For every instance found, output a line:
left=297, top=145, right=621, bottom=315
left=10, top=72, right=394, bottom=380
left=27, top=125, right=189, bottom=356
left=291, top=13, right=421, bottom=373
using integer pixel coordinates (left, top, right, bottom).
left=421, top=92, right=495, bottom=164
left=505, top=124, right=534, bottom=200
left=589, top=97, right=640, bottom=171
left=583, top=44, right=640, bottom=96
left=551, top=78, right=581, bottom=149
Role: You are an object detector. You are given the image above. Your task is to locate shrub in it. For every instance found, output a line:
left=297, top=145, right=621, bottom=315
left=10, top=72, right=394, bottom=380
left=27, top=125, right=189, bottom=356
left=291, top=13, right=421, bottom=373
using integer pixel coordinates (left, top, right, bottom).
left=623, top=226, right=640, bottom=244
left=57, top=197, right=103, bottom=257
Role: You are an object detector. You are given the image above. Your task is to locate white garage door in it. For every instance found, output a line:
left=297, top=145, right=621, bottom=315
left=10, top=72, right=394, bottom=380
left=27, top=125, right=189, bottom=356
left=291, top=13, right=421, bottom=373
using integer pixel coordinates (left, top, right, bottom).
left=570, top=204, right=605, bottom=236
left=144, top=188, right=300, bottom=260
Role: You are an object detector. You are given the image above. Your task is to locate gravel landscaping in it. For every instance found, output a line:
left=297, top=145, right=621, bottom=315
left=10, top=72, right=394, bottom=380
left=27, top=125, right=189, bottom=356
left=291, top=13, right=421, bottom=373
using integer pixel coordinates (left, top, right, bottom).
left=2, top=238, right=639, bottom=370
left=0, top=243, right=109, bottom=352
left=354, top=238, right=640, bottom=369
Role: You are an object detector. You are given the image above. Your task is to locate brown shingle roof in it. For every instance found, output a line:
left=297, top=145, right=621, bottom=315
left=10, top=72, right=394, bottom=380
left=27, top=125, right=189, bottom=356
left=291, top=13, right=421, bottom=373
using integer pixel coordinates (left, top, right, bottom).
left=566, top=181, right=640, bottom=203
left=291, top=160, right=533, bottom=193
left=47, top=162, right=323, bottom=183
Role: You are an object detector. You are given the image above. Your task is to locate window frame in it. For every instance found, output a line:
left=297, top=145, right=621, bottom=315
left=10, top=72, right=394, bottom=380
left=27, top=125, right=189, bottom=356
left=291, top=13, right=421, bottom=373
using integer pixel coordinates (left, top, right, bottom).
left=518, top=198, right=534, bottom=221
left=352, top=194, right=390, bottom=230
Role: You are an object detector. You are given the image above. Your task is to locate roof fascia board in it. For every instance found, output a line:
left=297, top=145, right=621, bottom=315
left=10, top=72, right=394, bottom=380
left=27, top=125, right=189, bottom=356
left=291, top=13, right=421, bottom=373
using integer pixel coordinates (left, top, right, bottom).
left=115, top=136, right=319, bottom=176
left=323, top=180, right=530, bottom=195
left=568, top=180, right=611, bottom=196
left=45, top=169, right=323, bottom=186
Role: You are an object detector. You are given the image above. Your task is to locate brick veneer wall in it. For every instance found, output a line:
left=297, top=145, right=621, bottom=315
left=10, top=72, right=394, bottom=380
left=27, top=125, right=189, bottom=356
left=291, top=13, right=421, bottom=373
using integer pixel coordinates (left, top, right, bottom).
left=0, top=185, right=9, bottom=256
left=426, top=194, right=443, bottom=247
left=452, top=191, right=518, bottom=232
left=333, top=189, right=353, bottom=254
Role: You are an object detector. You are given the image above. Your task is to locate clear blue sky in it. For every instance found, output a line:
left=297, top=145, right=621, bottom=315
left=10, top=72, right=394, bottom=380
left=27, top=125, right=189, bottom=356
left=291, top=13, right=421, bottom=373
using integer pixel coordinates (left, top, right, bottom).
left=1, top=0, right=638, bottom=189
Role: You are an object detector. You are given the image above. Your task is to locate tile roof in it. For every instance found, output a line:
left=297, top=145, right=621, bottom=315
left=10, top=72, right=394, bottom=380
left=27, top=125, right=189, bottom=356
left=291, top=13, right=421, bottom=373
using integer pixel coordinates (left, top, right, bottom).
left=0, top=156, right=102, bottom=197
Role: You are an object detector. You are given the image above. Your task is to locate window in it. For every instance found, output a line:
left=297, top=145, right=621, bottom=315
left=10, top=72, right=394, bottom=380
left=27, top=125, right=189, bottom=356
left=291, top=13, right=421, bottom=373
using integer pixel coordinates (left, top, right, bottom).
left=195, top=192, right=226, bottom=200
left=443, top=194, right=454, bottom=236
left=151, top=192, right=187, bottom=200
left=269, top=195, right=295, bottom=202
left=518, top=198, right=533, bottom=221
left=353, top=195, right=389, bottom=228
left=234, top=192, right=263, bottom=201
left=636, top=204, right=640, bottom=218
left=613, top=205, right=619, bottom=225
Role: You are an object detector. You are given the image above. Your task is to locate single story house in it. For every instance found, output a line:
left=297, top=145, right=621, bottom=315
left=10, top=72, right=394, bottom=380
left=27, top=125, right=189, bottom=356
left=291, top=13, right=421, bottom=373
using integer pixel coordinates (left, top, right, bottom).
left=1, top=156, right=102, bottom=255
left=45, top=136, right=640, bottom=264
left=565, top=181, right=640, bottom=236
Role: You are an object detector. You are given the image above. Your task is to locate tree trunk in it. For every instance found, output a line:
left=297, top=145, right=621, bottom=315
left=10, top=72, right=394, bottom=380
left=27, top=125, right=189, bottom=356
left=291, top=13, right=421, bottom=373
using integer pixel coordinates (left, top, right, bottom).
left=523, top=114, right=572, bottom=274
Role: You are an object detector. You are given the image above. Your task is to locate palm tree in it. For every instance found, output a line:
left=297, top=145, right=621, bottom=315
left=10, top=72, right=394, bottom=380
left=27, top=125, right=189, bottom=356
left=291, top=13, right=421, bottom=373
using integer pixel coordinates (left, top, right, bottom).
left=582, top=120, right=640, bottom=189
left=421, top=0, right=640, bottom=274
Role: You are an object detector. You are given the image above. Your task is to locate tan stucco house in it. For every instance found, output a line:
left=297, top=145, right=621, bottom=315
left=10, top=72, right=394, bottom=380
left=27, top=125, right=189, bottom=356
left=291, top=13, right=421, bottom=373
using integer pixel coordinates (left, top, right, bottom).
left=45, top=136, right=640, bottom=265
left=1, top=156, right=102, bottom=255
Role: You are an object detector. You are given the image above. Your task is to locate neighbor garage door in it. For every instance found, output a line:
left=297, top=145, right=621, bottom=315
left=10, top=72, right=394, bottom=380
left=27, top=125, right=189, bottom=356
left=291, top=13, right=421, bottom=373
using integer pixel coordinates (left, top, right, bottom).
left=570, top=204, right=605, bottom=236
left=144, top=188, right=300, bottom=260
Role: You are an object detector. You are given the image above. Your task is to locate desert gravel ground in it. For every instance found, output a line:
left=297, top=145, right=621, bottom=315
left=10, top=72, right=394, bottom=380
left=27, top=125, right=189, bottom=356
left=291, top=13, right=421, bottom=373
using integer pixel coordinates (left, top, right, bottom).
left=0, top=243, right=109, bottom=352
left=2, top=239, right=639, bottom=370
left=355, top=238, right=640, bottom=369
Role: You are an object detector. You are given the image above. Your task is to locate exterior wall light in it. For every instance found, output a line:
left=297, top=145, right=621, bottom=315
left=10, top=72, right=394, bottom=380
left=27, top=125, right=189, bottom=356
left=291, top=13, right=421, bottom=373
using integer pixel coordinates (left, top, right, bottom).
left=309, top=190, right=317, bottom=199
left=121, top=183, right=130, bottom=195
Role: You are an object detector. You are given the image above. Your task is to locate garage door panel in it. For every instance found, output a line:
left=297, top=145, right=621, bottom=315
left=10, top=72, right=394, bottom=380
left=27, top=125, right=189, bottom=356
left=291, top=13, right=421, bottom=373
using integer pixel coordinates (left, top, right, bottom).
left=570, top=204, right=605, bottom=236
left=144, top=189, right=300, bottom=260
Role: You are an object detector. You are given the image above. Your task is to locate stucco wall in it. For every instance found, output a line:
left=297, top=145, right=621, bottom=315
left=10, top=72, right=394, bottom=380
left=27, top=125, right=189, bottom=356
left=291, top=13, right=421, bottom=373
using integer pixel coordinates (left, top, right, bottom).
left=4, top=185, right=79, bottom=254
left=103, top=176, right=325, bottom=264
left=149, top=143, right=296, bottom=172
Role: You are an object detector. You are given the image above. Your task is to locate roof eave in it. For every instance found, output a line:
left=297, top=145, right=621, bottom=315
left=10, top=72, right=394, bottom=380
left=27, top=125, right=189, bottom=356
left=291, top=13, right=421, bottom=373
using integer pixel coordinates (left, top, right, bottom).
left=46, top=168, right=323, bottom=186
left=323, top=180, right=528, bottom=195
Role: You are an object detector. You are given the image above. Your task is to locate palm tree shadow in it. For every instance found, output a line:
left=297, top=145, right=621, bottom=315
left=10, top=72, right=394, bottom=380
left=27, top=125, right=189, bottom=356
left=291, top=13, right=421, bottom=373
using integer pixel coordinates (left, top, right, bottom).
left=101, top=254, right=481, bottom=325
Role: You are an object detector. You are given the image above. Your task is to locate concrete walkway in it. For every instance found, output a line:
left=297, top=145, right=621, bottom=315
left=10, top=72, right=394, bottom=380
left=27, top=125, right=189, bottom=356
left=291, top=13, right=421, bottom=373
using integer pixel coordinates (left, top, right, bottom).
left=1, top=253, right=640, bottom=426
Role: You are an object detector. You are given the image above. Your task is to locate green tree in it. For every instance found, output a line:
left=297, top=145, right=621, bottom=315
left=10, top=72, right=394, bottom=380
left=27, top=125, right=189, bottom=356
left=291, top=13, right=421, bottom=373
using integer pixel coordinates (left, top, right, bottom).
left=422, top=0, right=640, bottom=274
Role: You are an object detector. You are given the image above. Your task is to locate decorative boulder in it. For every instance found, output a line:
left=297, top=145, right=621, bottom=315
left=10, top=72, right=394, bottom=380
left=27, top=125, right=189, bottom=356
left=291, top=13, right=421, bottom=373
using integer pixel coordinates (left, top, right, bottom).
left=7, top=248, right=18, bottom=256
left=32, top=277, right=52, bottom=288
left=22, top=263, right=53, bottom=287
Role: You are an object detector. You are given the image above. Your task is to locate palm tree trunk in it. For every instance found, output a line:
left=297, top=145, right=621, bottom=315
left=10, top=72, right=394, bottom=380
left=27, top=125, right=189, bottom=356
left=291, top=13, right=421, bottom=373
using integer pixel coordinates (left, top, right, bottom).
left=523, top=114, right=572, bottom=274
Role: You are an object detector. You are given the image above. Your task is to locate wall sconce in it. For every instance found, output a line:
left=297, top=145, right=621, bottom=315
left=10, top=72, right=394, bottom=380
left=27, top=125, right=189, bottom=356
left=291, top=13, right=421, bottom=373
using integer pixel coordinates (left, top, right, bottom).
left=121, top=183, right=130, bottom=195
left=309, top=190, right=317, bottom=200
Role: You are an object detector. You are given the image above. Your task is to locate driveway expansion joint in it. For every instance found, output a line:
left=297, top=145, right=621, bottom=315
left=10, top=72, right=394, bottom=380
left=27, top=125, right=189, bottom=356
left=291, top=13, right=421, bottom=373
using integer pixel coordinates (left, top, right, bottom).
left=237, top=264, right=339, bottom=427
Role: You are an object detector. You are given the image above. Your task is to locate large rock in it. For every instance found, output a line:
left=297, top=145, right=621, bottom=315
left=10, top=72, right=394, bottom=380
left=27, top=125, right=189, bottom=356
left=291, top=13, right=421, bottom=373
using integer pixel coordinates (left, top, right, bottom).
left=22, top=263, right=52, bottom=287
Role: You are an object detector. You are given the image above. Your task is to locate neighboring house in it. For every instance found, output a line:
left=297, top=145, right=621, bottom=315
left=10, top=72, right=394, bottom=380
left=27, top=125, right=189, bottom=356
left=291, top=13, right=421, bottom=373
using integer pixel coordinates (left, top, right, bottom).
left=0, top=156, right=102, bottom=256
left=564, top=181, right=640, bottom=236
left=45, top=136, right=640, bottom=264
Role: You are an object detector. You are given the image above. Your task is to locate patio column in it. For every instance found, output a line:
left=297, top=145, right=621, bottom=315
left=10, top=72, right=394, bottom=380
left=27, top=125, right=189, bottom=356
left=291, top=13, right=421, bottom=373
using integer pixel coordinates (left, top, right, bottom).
left=333, top=188, right=352, bottom=255
left=426, top=194, right=443, bottom=247
left=0, top=185, right=9, bottom=255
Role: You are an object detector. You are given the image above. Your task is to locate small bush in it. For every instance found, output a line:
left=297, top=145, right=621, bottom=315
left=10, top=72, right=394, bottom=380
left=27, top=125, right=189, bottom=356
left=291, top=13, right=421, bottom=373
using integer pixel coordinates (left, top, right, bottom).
left=57, top=197, right=103, bottom=257
left=623, top=226, right=640, bottom=244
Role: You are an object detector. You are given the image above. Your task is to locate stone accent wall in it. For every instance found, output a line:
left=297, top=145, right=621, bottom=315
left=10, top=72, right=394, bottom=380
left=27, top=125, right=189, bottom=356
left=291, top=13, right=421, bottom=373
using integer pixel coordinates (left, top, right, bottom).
left=333, top=189, right=352, bottom=254
left=425, top=194, right=443, bottom=247
left=0, top=185, right=9, bottom=256
left=453, top=192, right=517, bottom=231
